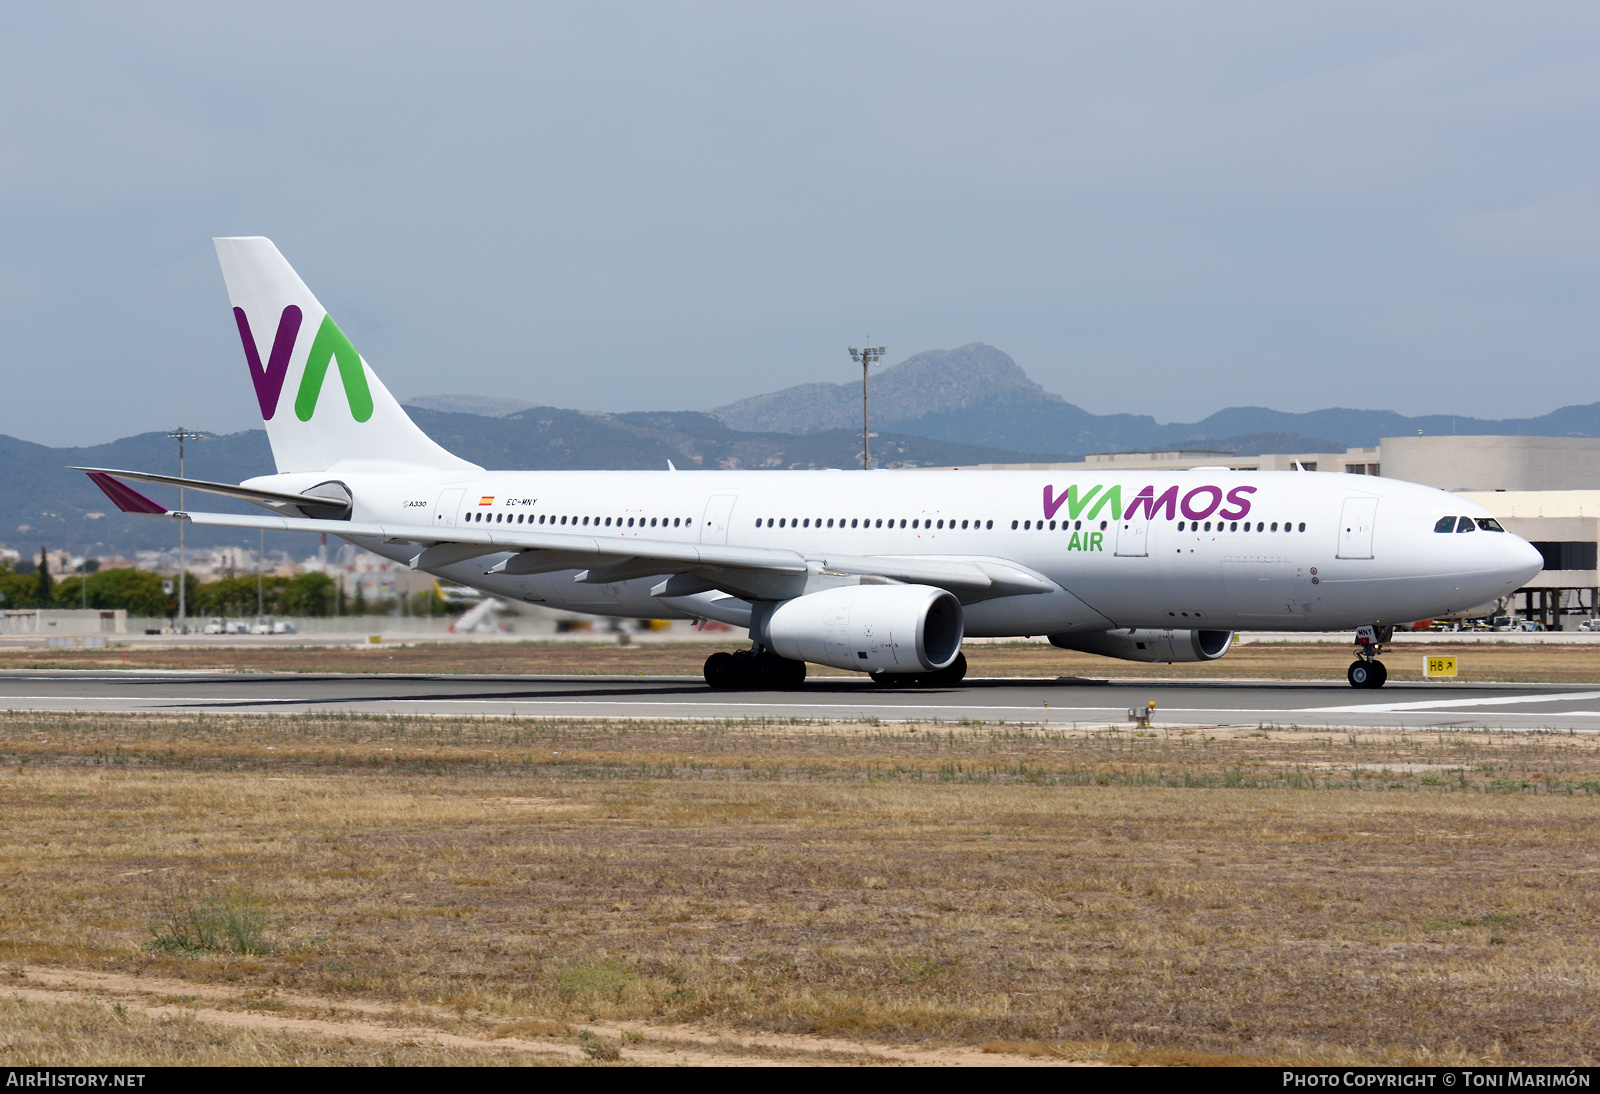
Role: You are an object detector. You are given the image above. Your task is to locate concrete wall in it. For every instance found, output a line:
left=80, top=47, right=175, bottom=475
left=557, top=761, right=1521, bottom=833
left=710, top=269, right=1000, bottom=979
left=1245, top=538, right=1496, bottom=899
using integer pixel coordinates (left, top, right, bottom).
left=0, top=610, right=127, bottom=635
left=1380, top=435, right=1600, bottom=492
left=973, top=445, right=1379, bottom=474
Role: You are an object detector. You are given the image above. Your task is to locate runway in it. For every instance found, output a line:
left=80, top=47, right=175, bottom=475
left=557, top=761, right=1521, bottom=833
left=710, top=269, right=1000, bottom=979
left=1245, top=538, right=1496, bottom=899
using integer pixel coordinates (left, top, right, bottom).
left=4, top=671, right=1600, bottom=730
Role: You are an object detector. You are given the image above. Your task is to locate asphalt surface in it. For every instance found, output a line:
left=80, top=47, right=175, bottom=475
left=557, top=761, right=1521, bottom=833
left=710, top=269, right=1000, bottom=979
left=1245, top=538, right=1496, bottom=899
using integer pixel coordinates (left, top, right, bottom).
left=2, top=671, right=1599, bottom=730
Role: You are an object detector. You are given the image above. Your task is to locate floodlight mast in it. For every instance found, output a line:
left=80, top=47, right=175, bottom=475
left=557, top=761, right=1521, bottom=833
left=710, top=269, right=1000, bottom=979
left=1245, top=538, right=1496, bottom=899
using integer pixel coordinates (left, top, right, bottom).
left=167, top=427, right=204, bottom=631
left=848, top=344, right=886, bottom=470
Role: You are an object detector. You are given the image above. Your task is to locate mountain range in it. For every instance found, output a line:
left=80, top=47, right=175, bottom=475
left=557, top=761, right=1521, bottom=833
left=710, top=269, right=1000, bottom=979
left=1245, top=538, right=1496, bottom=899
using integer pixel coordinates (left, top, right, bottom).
left=710, top=343, right=1600, bottom=453
left=9, top=341, right=1600, bottom=557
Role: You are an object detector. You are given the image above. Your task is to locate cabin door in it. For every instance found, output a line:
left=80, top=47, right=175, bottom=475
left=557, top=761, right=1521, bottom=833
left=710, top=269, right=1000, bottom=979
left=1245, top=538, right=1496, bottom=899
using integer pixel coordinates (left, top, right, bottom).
left=1114, top=512, right=1149, bottom=557
left=701, top=495, right=738, bottom=545
left=433, top=488, right=465, bottom=528
left=1337, top=497, right=1378, bottom=559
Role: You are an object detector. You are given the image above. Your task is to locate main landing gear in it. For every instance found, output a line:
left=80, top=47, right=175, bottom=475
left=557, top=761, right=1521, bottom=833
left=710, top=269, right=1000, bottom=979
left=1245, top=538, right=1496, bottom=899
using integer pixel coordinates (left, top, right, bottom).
left=869, top=652, right=968, bottom=689
left=1346, top=624, right=1393, bottom=689
left=703, top=648, right=807, bottom=690
left=701, top=650, right=971, bottom=690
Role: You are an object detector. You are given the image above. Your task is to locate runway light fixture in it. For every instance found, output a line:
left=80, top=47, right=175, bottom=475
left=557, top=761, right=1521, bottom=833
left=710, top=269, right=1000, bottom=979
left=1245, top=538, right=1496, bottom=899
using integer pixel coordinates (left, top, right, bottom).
left=849, top=344, right=887, bottom=470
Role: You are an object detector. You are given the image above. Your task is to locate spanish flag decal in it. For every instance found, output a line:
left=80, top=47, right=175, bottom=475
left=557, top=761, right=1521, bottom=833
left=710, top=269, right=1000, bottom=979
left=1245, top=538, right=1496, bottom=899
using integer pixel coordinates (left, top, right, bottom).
left=479, top=496, right=494, bottom=506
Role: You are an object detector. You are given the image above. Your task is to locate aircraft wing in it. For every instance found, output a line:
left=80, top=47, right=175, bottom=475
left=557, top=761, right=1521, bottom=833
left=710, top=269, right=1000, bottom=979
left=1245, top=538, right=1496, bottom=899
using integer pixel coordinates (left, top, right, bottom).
left=86, top=471, right=1054, bottom=602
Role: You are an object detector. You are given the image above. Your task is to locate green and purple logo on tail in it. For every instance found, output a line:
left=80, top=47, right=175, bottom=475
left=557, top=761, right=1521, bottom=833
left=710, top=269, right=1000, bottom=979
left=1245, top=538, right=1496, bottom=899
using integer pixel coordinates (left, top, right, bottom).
left=234, top=305, right=374, bottom=423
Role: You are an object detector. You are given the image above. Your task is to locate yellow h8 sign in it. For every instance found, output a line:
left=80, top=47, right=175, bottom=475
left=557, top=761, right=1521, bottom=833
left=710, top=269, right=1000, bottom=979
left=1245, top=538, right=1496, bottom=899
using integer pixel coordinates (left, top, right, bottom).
left=1425, top=656, right=1458, bottom=678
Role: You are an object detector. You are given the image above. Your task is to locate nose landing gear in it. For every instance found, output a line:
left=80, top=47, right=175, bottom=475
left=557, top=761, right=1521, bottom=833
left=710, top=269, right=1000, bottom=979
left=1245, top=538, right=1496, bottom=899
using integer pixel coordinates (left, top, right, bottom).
left=1347, top=624, right=1392, bottom=688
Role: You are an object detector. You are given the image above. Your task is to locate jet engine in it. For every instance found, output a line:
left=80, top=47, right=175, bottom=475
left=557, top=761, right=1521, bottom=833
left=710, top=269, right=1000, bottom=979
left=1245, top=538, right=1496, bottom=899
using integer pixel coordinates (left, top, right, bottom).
left=1048, top=628, right=1233, bottom=663
left=759, top=584, right=963, bottom=673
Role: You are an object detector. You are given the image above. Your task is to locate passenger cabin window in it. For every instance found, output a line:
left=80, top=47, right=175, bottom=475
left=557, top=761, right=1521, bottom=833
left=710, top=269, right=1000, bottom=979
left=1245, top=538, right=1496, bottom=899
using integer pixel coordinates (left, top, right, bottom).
left=1456, top=516, right=1477, bottom=533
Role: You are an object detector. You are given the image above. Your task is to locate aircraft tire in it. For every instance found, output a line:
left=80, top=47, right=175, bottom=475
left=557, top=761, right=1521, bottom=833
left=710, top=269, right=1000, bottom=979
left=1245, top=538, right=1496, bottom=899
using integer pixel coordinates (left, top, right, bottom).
left=1347, top=659, right=1382, bottom=688
left=759, top=653, right=807, bottom=690
left=935, top=652, right=968, bottom=685
left=870, top=653, right=966, bottom=689
left=704, top=652, right=738, bottom=690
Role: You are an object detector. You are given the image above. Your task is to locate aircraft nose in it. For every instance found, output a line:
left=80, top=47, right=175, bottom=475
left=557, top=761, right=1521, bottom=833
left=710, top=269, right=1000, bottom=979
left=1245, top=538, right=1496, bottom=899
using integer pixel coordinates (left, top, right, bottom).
left=1506, top=535, right=1545, bottom=586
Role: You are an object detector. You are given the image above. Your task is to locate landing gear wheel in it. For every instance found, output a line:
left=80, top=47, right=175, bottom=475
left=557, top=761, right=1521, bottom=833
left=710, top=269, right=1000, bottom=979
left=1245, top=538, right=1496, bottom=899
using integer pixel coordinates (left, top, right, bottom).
left=704, top=652, right=738, bottom=690
left=870, top=652, right=968, bottom=689
left=1347, top=659, right=1387, bottom=688
left=705, top=650, right=806, bottom=690
left=755, top=652, right=807, bottom=690
left=937, top=652, right=968, bottom=685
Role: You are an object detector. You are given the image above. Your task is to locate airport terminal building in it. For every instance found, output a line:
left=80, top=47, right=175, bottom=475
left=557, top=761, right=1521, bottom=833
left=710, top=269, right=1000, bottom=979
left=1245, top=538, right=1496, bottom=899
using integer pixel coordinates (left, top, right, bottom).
left=982, top=435, right=1600, bottom=629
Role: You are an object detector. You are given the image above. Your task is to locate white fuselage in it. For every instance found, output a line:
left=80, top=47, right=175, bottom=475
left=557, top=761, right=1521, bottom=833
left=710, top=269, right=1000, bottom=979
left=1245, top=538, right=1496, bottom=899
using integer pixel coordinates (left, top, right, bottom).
left=253, top=466, right=1544, bottom=636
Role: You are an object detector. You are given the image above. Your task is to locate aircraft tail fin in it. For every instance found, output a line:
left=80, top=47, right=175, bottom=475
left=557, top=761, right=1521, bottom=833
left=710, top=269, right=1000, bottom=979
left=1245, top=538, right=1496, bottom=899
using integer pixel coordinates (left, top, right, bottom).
left=214, top=237, right=479, bottom=475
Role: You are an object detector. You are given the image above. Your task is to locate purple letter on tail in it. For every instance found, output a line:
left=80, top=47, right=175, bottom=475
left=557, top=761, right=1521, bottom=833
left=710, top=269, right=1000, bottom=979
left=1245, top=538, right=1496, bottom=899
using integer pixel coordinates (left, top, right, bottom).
left=234, top=305, right=303, bottom=420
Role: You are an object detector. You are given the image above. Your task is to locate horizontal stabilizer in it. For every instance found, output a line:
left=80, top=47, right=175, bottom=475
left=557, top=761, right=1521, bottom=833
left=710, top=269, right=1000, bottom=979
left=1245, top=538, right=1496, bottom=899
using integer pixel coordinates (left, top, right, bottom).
left=76, top=468, right=350, bottom=519
left=86, top=471, right=167, bottom=515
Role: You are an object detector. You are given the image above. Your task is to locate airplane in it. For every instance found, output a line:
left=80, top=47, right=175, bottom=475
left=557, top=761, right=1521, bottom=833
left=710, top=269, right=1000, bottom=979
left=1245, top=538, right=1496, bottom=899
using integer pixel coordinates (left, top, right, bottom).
left=82, top=237, right=1544, bottom=690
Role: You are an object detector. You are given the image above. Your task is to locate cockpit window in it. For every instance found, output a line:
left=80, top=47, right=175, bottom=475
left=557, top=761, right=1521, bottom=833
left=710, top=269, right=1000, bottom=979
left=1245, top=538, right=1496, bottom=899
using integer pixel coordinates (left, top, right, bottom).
left=1476, top=517, right=1505, bottom=532
left=1434, top=516, right=1456, bottom=533
left=1456, top=516, right=1477, bottom=533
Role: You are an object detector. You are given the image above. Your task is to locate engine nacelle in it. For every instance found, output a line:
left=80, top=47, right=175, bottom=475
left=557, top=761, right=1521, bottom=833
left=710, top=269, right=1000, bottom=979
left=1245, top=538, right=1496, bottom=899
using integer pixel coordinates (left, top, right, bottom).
left=760, top=584, right=964, bottom=673
left=1048, top=628, right=1233, bottom=663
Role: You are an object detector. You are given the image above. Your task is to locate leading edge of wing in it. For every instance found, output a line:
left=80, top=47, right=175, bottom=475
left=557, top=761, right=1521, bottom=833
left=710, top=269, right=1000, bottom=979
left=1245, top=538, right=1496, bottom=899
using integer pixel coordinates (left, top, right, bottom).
left=171, top=509, right=1051, bottom=594
left=173, top=507, right=812, bottom=574
left=118, top=469, right=1053, bottom=596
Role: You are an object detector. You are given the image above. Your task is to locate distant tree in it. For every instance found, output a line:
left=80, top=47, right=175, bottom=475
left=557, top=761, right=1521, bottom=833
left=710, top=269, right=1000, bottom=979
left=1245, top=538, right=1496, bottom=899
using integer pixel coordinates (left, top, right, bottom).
left=0, top=562, right=36, bottom=609
left=352, top=581, right=367, bottom=615
left=53, top=575, right=84, bottom=607
left=282, top=572, right=335, bottom=616
left=34, top=548, right=52, bottom=607
left=86, top=568, right=167, bottom=617
left=193, top=575, right=291, bottom=618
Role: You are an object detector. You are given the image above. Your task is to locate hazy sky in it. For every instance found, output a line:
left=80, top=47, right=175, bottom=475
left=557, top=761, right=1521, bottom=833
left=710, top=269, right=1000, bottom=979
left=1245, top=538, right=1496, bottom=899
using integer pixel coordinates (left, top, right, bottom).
left=3, top=2, right=1597, bottom=445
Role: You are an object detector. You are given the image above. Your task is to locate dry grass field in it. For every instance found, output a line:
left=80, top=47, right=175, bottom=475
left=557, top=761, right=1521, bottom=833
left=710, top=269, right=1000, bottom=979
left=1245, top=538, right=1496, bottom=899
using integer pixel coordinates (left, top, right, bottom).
left=3, top=636, right=1600, bottom=683
left=1, top=710, right=1598, bottom=1066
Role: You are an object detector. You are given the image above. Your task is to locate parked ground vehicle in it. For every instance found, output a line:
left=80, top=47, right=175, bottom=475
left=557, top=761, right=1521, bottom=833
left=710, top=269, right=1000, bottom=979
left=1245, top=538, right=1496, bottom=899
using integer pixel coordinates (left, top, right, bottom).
left=202, top=617, right=226, bottom=635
